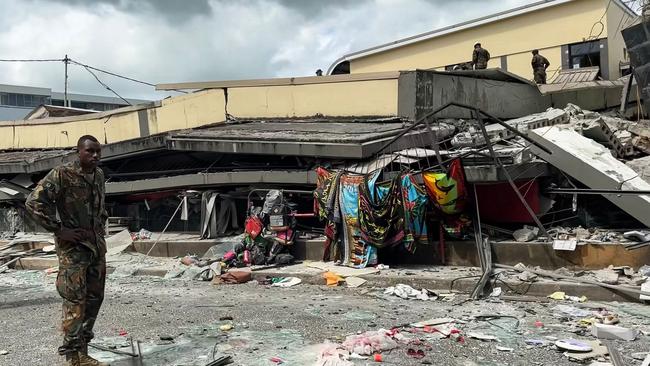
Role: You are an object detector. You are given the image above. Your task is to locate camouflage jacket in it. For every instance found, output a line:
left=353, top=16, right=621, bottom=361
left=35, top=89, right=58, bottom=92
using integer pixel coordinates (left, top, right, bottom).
left=531, top=54, right=550, bottom=71
left=26, top=161, right=108, bottom=255
left=472, top=47, right=490, bottom=69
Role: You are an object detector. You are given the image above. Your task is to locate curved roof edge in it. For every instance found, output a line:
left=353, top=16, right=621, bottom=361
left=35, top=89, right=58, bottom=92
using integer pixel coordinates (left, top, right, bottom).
left=327, top=0, right=638, bottom=74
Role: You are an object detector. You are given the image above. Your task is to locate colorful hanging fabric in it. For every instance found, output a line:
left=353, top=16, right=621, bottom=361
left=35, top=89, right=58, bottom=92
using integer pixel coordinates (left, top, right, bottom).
left=314, top=167, right=342, bottom=222
left=423, top=159, right=468, bottom=215
left=401, top=173, right=428, bottom=252
left=339, top=173, right=377, bottom=268
left=358, top=171, right=405, bottom=249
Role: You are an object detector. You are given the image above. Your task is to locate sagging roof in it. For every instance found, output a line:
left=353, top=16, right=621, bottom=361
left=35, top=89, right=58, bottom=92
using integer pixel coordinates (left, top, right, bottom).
left=327, top=0, right=637, bottom=74
left=0, top=117, right=454, bottom=174
left=24, top=105, right=98, bottom=120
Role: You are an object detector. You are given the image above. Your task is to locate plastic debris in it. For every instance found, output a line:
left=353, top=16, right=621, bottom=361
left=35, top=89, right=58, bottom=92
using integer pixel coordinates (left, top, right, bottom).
left=489, top=287, right=502, bottom=297
left=323, top=271, right=344, bottom=287
left=270, top=356, right=284, bottom=364
left=548, top=291, right=566, bottom=300
left=342, top=329, right=399, bottom=356
left=468, top=332, right=499, bottom=342
left=410, top=317, right=456, bottom=328
left=219, top=324, right=233, bottom=332
left=271, top=277, right=302, bottom=288
left=316, top=342, right=354, bottom=366
left=555, top=339, right=593, bottom=352
left=384, top=284, right=436, bottom=301
left=553, top=305, right=592, bottom=318
left=373, top=354, right=383, bottom=362
left=496, top=346, right=514, bottom=352
left=591, top=323, right=637, bottom=341
left=0, top=350, right=8, bottom=355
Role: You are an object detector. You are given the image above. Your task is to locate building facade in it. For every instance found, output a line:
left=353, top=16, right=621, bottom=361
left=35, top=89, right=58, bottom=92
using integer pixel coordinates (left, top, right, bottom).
left=0, top=83, right=149, bottom=121
left=328, top=0, right=639, bottom=82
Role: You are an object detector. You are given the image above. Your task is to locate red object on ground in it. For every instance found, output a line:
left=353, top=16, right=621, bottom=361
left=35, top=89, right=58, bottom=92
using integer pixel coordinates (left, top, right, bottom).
left=473, top=180, right=541, bottom=223
left=534, top=320, right=544, bottom=328
left=373, top=354, right=383, bottom=362
left=118, top=329, right=128, bottom=336
left=270, top=356, right=284, bottom=364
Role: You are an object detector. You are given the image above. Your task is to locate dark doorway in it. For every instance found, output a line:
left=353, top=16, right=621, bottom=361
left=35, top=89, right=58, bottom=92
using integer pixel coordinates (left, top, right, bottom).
left=568, top=40, right=602, bottom=74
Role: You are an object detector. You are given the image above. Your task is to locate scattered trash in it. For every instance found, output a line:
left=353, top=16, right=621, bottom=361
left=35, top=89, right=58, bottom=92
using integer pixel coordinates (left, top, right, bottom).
left=555, top=339, right=593, bottom=352
left=513, top=226, right=539, bottom=242
left=324, top=271, right=344, bottom=287
left=534, top=320, right=544, bottom=328
left=553, top=305, right=592, bottom=318
left=345, top=276, right=366, bottom=288
left=525, top=339, right=546, bottom=346
left=468, top=332, right=499, bottom=342
left=489, top=287, right=502, bottom=297
left=384, top=284, right=436, bottom=301
left=373, top=354, right=383, bottom=362
left=214, top=269, right=252, bottom=285
left=0, top=350, right=8, bottom=355
left=406, top=348, right=425, bottom=359
left=271, top=277, right=302, bottom=288
left=270, top=356, right=284, bottom=364
left=219, top=316, right=234, bottom=321
left=376, top=264, right=390, bottom=270
left=496, top=346, right=514, bottom=352
left=342, top=329, right=400, bottom=355
left=547, top=291, right=587, bottom=302
left=219, top=324, right=233, bottom=332
left=315, top=342, right=354, bottom=366
left=553, top=239, right=577, bottom=251
left=591, top=323, right=637, bottom=341
left=410, top=317, right=456, bottom=328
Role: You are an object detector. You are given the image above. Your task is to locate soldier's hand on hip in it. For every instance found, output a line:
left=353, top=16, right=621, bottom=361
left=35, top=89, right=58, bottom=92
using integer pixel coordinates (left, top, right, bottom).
left=56, top=228, right=86, bottom=242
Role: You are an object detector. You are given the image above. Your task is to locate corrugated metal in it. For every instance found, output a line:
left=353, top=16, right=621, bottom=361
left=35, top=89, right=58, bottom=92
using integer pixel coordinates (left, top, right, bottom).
left=550, top=66, right=600, bottom=84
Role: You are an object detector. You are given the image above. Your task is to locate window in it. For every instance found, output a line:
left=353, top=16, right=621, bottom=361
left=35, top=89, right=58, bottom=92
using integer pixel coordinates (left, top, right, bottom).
left=568, top=40, right=601, bottom=69
left=0, top=92, right=50, bottom=107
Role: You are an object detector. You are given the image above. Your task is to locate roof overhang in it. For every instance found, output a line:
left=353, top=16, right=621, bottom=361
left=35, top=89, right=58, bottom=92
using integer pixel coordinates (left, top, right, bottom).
left=327, top=0, right=638, bottom=74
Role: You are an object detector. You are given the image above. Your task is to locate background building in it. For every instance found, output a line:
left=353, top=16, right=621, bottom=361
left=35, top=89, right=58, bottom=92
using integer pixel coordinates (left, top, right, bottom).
left=0, top=83, right=149, bottom=121
left=328, top=0, right=640, bottom=82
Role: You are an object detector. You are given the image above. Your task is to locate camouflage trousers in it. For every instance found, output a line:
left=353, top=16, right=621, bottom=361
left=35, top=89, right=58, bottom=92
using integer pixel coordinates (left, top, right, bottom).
left=534, top=69, right=547, bottom=84
left=55, top=245, right=106, bottom=355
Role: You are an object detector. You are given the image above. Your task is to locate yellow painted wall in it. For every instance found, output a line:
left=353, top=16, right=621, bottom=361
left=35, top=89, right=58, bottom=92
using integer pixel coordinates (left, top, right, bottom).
left=350, top=0, right=606, bottom=77
left=226, top=79, right=399, bottom=118
left=0, top=77, right=400, bottom=149
left=605, top=2, right=638, bottom=79
left=507, top=46, right=563, bottom=82
left=154, top=89, right=227, bottom=133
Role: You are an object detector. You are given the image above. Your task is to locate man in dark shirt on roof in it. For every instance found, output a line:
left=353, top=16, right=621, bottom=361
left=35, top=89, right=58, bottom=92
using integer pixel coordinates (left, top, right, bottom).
left=472, top=42, right=490, bottom=70
left=531, top=49, right=551, bottom=84
left=26, top=135, right=109, bottom=366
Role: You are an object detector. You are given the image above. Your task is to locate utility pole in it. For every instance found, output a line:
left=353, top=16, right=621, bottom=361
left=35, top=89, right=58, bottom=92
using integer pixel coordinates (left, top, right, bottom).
left=63, top=54, right=69, bottom=107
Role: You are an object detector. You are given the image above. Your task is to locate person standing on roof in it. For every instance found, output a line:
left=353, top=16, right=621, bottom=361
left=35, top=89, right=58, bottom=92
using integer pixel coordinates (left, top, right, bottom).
left=472, top=43, right=490, bottom=70
left=26, top=135, right=109, bottom=366
left=531, top=49, right=551, bottom=84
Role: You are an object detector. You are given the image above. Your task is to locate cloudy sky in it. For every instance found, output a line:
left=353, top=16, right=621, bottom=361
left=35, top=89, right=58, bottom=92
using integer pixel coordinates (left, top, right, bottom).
left=1, top=0, right=555, bottom=100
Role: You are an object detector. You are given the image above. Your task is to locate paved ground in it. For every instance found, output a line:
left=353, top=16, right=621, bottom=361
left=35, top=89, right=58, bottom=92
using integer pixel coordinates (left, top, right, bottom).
left=1, top=269, right=649, bottom=366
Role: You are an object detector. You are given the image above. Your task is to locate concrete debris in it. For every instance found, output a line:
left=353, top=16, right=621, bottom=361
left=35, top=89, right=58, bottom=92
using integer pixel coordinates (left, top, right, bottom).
left=512, top=226, right=539, bottom=242
left=529, top=125, right=650, bottom=228
left=383, top=284, right=436, bottom=301
left=591, top=323, right=637, bottom=341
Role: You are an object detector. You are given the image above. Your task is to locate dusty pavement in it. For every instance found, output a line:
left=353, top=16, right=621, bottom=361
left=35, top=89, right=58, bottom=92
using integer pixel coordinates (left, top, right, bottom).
left=1, top=270, right=649, bottom=366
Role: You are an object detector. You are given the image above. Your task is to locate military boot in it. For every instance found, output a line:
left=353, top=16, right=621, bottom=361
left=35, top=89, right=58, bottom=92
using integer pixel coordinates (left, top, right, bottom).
left=65, top=352, right=81, bottom=366
left=78, top=353, right=110, bottom=366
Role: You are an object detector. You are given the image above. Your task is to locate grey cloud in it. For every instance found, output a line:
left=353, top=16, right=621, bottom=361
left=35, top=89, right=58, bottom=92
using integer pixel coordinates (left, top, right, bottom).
left=48, top=0, right=212, bottom=20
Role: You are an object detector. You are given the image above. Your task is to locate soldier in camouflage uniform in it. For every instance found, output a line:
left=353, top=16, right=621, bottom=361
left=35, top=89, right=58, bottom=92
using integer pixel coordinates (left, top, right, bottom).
left=472, top=42, right=490, bottom=70
left=26, top=135, right=109, bottom=366
left=531, top=49, right=551, bottom=84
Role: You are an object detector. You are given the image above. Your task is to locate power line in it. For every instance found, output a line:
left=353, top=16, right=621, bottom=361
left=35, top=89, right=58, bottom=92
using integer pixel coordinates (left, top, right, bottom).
left=68, top=58, right=156, bottom=87
left=0, top=58, right=64, bottom=62
left=80, top=64, right=132, bottom=106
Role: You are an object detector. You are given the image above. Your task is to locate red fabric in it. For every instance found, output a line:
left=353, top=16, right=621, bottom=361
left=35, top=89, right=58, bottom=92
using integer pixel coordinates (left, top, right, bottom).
left=474, top=180, right=541, bottom=223
left=245, top=216, right=264, bottom=239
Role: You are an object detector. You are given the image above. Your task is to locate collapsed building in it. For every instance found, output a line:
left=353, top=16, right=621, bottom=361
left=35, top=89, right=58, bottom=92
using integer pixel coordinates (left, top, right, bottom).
left=0, top=54, right=649, bottom=276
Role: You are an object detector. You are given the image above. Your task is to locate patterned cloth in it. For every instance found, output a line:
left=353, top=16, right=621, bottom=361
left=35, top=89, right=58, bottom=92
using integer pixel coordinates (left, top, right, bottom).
left=423, top=159, right=468, bottom=215
left=401, top=173, right=429, bottom=252
left=358, top=171, right=405, bottom=249
left=339, top=173, right=377, bottom=268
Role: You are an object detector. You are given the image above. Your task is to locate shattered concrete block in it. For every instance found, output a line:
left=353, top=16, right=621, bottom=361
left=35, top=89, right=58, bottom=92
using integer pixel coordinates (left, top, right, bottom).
left=450, top=131, right=485, bottom=147
left=632, top=136, right=650, bottom=155
left=484, top=108, right=569, bottom=142
left=626, top=156, right=650, bottom=184
left=529, top=126, right=650, bottom=228
left=575, top=117, right=635, bottom=158
left=513, top=226, right=539, bottom=242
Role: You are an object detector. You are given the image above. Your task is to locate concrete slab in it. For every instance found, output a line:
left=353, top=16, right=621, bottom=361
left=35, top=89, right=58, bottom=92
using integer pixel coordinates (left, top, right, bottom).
left=529, top=126, right=650, bottom=227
